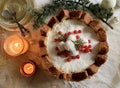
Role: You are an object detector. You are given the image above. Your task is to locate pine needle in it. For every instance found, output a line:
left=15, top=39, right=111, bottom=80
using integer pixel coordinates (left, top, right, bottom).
left=30, top=0, right=113, bottom=29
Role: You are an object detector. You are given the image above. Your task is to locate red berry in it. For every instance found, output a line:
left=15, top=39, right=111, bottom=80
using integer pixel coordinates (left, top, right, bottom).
left=57, top=52, right=62, bottom=56
left=54, top=38, right=61, bottom=42
left=55, top=47, right=59, bottom=51
left=78, top=30, right=81, bottom=33
left=71, top=56, right=76, bottom=59
left=76, top=55, right=80, bottom=59
left=64, top=33, right=68, bottom=38
left=84, top=48, right=89, bottom=53
left=83, top=45, right=87, bottom=49
left=76, top=35, right=80, bottom=40
left=67, top=32, right=71, bottom=35
left=64, top=53, right=69, bottom=57
left=60, top=50, right=70, bottom=57
left=65, top=50, right=70, bottom=54
left=88, top=45, right=91, bottom=48
left=58, top=31, right=61, bottom=35
left=62, top=53, right=67, bottom=57
left=81, top=45, right=84, bottom=48
left=83, top=50, right=87, bottom=53
left=65, top=54, right=69, bottom=57
left=88, top=40, right=91, bottom=43
left=73, top=30, right=77, bottom=34
left=58, top=38, right=61, bottom=42
left=54, top=38, right=58, bottom=42
left=66, top=57, right=71, bottom=62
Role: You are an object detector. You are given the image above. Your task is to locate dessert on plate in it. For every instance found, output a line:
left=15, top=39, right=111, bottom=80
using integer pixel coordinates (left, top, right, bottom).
left=38, top=9, right=109, bottom=81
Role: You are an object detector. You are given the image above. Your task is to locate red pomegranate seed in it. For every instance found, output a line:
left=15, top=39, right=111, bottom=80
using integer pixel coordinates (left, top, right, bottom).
left=83, top=45, right=87, bottom=49
left=73, top=30, right=77, bottom=34
left=81, top=45, right=84, bottom=48
left=55, top=47, right=59, bottom=51
left=83, top=50, right=87, bottom=53
left=64, top=33, right=68, bottom=38
left=58, top=31, right=62, bottom=35
left=58, top=38, right=61, bottom=42
left=78, top=30, right=81, bottom=33
left=67, top=32, right=71, bottom=35
left=76, top=35, right=80, bottom=40
left=66, top=57, right=71, bottom=62
left=64, top=53, right=69, bottom=57
left=76, top=55, right=80, bottom=59
left=84, top=48, right=89, bottom=53
left=54, top=38, right=61, bottom=42
left=62, top=53, right=67, bottom=57
left=57, top=52, right=62, bottom=56
left=88, top=40, right=91, bottom=43
left=65, top=54, right=69, bottom=57
left=65, top=50, right=70, bottom=54
left=59, top=50, right=70, bottom=57
left=54, top=38, right=58, bottom=42
left=88, top=45, right=91, bottom=48
left=71, top=56, right=76, bottom=59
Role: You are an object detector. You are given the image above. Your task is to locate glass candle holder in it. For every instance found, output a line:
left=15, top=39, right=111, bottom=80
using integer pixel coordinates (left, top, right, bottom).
left=3, top=35, right=29, bottom=56
left=20, top=61, right=36, bottom=77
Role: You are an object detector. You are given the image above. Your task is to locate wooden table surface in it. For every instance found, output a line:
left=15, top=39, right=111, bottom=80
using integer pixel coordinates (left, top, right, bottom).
left=0, top=23, right=72, bottom=88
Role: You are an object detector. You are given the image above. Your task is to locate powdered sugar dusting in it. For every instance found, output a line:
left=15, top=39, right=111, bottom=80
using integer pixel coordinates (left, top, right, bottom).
left=46, top=19, right=99, bottom=73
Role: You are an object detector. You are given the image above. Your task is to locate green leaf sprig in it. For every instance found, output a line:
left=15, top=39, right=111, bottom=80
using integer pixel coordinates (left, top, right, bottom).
left=71, top=39, right=85, bottom=50
left=59, top=34, right=66, bottom=42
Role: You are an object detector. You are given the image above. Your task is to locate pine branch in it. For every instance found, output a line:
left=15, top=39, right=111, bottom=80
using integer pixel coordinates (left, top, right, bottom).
left=30, top=0, right=113, bottom=29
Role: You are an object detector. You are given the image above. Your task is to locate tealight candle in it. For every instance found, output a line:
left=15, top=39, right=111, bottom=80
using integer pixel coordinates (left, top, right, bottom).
left=20, top=61, right=36, bottom=77
left=3, top=35, right=29, bottom=56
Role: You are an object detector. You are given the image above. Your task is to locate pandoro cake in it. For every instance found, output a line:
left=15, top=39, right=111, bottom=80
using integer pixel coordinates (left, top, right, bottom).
left=38, top=9, right=109, bottom=81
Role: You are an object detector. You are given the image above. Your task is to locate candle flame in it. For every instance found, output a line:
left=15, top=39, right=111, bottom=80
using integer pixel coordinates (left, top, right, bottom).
left=23, top=63, right=34, bottom=74
left=14, top=43, right=21, bottom=48
left=27, top=67, right=33, bottom=70
left=14, top=43, right=19, bottom=47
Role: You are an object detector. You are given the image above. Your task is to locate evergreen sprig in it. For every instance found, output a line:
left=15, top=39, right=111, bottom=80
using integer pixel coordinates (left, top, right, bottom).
left=71, top=39, right=85, bottom=50
left=31, top=0, right=113, bottom=29
left=88, top=3, right=113, bottom=29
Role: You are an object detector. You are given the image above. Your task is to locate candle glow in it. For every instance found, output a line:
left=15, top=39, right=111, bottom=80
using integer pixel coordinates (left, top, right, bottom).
left=4, top=35, right=29, bottom=56
left=20, top=61, right=36, bottom=77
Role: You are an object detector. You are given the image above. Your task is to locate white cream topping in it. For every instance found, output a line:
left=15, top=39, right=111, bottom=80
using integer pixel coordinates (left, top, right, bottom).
left=46, top=19, right=99, bottom=73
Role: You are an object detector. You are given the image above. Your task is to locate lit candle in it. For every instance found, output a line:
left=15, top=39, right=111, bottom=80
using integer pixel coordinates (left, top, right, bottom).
left=3, top=35, right=29, bottom=56
left=20, top=61, right=36, bottom=77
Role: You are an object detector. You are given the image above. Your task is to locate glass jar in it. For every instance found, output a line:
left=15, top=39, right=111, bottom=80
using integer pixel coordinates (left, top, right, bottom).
left=0, top=0, right=33, bottom=31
